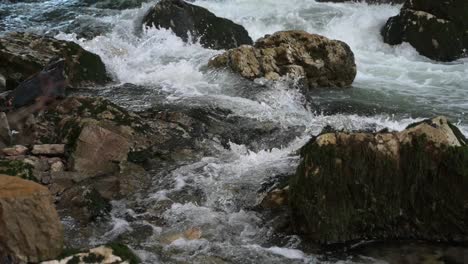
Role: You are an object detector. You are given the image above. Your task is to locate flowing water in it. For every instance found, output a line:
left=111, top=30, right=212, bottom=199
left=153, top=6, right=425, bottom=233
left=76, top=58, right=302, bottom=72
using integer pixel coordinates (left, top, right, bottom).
left=1, top=0, right=467, bottom=263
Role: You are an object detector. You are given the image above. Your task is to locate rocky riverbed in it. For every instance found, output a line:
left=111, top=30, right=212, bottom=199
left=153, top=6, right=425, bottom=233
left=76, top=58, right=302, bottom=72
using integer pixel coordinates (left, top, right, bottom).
left=0, top=0, right=467, bottom=263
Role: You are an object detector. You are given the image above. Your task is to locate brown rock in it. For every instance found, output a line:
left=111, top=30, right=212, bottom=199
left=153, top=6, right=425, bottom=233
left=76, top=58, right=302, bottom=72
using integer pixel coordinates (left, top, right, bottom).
left=0, top=175, right=63, bottom=262
left=209, top=30, right=356, bottom=89
left=31, top=144, right=65, bottom=155
left=2, top=145, right=28, bottom=156
left=71, top=124, right=130, bottom=175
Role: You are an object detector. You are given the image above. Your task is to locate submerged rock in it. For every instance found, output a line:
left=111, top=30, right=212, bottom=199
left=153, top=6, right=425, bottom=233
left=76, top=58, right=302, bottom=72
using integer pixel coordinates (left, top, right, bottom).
left=0, top=32, right=110, bottom=90
left=0, top=175, right=63, bottom=263
left=208, top=30, right=356, bottom=89
left=142, top=0, right=253, bottom=50
left=290, top=116, right=467, bottom=244
left=381, top=0, right=468, bottom=61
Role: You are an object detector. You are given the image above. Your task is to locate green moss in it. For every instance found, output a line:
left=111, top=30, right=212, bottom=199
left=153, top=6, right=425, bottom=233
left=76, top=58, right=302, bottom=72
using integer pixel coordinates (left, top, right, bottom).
left=107, top=243, right=141, bottom=264
left=0, top=160, right=35, bottom=181
left=58, top=248, right=82, bottom=260
left=82, top=253, right=105, bottom=263
left=289, top=134, right=468, bottom=244
left=76, top=97, right=149, bottom=133
left=59, top=119, right=83, bottom=154
left=127, top=149, right=152, bottom=164
left=67, top=256, right=81, bottom=264
left=84, top=188, right=112, bottom=221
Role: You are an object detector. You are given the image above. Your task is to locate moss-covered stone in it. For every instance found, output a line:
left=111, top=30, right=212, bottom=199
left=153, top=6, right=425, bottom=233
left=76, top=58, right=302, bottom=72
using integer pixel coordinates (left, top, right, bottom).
left=0, top=32, right=110, bottom=90
left=0, top=160, right=35, bottom=181
left=289, top=118, right=468, bottom=244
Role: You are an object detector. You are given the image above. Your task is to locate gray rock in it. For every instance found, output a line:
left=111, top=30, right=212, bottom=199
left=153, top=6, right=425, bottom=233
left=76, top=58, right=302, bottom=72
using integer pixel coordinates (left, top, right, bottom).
left=381, top=0, right=468, bottom=61
left=0, top=32, right=110, bottom=90
left=142, top=0, right=253, bottom=50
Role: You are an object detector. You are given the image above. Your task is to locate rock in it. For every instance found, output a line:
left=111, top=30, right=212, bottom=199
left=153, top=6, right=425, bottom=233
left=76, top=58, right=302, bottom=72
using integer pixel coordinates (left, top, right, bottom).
left=316, top=0, right=404, bottom=4
left=161, top=227, right=203, bottom=244
left=32, top=144, right=65, bottom=155
left=82, top=0, right=150, bottom=9
left=289, top=116, right=468, bottom=244
left=71, top=124, right=130, bottom=175
left=142, top=0, right=253, bottom=50
left=50, top=160, right=65, bottom=172
left=59, top=186, right=112, bottom=222
left=208, top=30, right=356, bottom=89
left=41, top=243, right=140, bottom=264
left=381, top=0, right=468, bottom=61
left=260, top=186, right=289, bottom=209
left=0, top=175, right=63, bottom=263
left=2, top=145, right=28, bottom=156
left=0, top=32, right=110, bottom=90
left=5, top=59, right=67, bottom=109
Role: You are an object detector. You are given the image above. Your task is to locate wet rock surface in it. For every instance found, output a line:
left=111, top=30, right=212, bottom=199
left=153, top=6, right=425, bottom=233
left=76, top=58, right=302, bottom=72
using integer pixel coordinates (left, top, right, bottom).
left=209, top=30, right=356, bottom=89
left=381, top=0, right=468, bottom=61
left=142, top=0, right=253, bottom=50
left=290, top=116, right=468, bottom=244
left=0, top=175, right=63, bottom=263
left=0, top=32, right=110, bottom=90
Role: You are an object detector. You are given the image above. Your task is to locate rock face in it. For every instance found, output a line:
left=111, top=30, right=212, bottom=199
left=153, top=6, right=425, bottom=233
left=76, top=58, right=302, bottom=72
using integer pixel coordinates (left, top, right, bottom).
left=208, top=30, right=356, bottom=89
left=381, top=0, right=468, bottom=61
left=142, top=0, right=253, bottom=50
left=290, top=117, right=468, bottom=244
left=0, top=175, right=63, bottom=263
left=0, top=32, right=110, bottom=90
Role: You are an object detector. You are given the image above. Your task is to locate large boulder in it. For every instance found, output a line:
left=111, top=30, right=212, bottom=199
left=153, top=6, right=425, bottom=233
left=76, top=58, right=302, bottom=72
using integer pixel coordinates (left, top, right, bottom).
left=290, top=116, right=468, bottom=244
left=208, top=30, right=356, bottom=89
left=381, top=0, right=468, bottom=61
left=0, top=32, right=110, bottom=90
left=142, top=0, right=253, bottom=50
left=0, top=175, right=63, bottom=263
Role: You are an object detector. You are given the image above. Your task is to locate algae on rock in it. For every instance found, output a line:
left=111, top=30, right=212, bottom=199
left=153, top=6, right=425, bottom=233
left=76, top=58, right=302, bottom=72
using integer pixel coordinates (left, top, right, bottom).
left=289, top=117, right=468, bottom=244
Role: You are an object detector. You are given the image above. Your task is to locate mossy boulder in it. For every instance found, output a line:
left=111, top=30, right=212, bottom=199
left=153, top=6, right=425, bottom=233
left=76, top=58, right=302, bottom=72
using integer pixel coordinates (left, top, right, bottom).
left=290, top=116, right=468, bottom=244
left=142, top=0, right=253, bottom=50
left=0, top=32, right=110, bottom=90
